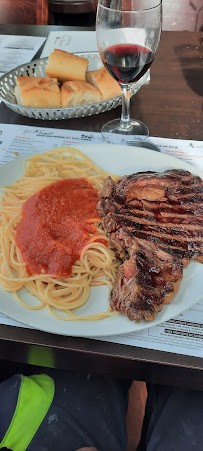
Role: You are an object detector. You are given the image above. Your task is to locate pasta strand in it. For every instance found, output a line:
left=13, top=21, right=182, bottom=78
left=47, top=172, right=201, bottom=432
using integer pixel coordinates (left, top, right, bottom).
left=0, top=147, right=120, bottom=321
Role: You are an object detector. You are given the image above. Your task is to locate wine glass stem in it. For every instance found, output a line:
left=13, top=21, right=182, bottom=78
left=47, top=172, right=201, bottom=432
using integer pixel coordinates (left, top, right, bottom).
left=120, top=85, right=132, bottom=130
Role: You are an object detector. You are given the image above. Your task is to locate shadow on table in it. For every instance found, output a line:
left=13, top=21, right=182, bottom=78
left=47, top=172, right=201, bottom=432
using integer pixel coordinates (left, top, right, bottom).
left=174, top=39, right=203, bottom=97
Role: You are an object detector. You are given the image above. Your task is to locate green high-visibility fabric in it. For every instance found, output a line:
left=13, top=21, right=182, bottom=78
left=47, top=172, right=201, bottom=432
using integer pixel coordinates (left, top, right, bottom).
left=0, top=374, right=55, bottom=451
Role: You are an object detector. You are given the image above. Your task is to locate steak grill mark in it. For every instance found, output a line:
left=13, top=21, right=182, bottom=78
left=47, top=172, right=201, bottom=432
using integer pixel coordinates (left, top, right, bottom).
left=97, top=169, right=203, bottom=322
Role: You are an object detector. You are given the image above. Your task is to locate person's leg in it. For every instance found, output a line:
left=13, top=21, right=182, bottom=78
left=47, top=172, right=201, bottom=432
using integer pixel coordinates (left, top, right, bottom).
left=26, top=368, right=131, bottom=451
left=137, top=384, right=203, bottom=451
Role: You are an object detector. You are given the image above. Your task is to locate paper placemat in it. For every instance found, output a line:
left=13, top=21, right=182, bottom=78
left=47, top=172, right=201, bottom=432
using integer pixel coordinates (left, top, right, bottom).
left=0, top=35, right=46, bottom=78
left=0, top=123, right=202, bottom=358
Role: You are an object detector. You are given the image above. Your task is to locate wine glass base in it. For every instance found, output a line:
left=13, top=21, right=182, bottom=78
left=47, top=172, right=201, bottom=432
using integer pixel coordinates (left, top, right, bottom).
left=101, top=118, right=149, bottom=145
left=130, top=141, right=161, bottom=152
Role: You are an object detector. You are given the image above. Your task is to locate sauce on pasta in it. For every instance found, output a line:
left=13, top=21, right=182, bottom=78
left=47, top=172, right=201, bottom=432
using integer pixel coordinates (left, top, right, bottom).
left=0, top=147, right=120, bottom=321
left=16, top=178, right=100, bottom=276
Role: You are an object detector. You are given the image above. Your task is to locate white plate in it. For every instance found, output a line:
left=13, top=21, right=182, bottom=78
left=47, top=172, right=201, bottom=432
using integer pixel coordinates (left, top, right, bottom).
left=0, top=143, right=202, bottom=337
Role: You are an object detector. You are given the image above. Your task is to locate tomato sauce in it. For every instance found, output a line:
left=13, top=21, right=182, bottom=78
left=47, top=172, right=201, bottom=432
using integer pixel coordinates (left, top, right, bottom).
left=16, top=178, right=100, bottom=276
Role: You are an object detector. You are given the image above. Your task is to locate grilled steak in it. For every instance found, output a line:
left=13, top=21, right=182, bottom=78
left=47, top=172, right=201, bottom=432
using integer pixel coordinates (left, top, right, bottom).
left=98, top=169, right=203, bottom=322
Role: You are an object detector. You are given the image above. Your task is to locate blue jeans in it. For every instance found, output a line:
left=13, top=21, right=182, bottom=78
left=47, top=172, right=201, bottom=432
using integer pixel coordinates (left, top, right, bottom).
left=0, top=366, right=203, bottom=451
left=137, top=383, right=203, bottom=451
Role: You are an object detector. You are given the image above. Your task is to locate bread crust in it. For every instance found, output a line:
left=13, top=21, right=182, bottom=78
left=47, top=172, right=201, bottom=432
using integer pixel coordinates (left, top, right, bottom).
left=87, top=67, right=122, bottom=100
left=15, top=76, right=60, bottom=108
left=60, top=80, right=102, bottom=107
left=45, top=48, right=89, bottom=82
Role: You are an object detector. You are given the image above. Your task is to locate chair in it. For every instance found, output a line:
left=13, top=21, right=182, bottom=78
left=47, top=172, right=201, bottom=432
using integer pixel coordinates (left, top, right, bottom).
left=49, top=0, right=98, bottom=26
left=0, top=0, right=49, bottom=25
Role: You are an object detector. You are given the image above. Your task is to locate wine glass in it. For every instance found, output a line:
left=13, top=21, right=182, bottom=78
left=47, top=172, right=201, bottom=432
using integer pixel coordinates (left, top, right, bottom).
left=96, top=0, right=162, bottom=145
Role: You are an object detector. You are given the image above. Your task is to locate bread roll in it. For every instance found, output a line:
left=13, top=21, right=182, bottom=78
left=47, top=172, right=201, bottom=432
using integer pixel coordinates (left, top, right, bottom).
left=15, top=77, right=61, bottom=108
left=45, top=49, right=89, bottom=82
left=87, top=66, right=122, bottom=100
left=60, top=80, right=102, bottom=107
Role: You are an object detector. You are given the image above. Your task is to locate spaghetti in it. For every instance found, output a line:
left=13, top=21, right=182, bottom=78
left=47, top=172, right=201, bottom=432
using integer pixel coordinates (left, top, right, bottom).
left=0, top=147, right=120, bottom=321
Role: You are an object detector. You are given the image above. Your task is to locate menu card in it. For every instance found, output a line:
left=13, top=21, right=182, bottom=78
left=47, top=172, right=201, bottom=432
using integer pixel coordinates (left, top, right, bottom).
left=0, top=123, right=202, bottom=358
left=40, top=30, right=98, bottom=57
left=0, top=35, right=46, bottom=78
left=40, top=29, right=147, bottom=58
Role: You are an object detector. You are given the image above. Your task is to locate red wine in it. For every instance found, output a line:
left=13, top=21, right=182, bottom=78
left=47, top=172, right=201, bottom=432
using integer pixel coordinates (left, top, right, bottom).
left=102, top=44, right=154, bottom=84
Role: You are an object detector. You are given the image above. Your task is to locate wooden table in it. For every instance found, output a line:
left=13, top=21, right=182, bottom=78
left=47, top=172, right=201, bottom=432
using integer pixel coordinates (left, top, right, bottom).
left=0, top=25, right=203, bottom=390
